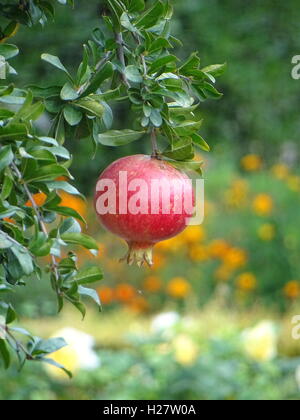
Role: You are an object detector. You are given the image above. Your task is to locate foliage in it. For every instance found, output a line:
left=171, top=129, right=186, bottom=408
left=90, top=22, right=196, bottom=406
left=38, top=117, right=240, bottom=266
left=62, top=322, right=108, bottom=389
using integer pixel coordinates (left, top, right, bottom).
left=0, top=307, right=299, bottom=400
left=0, top=1, right=224, bottom=374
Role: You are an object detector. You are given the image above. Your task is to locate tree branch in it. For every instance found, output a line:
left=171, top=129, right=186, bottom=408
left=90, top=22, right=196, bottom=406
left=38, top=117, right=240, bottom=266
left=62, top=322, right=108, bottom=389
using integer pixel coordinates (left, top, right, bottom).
left=10, top=161, right=60, bottom=292
left=115, top=31, right=130, bottom=87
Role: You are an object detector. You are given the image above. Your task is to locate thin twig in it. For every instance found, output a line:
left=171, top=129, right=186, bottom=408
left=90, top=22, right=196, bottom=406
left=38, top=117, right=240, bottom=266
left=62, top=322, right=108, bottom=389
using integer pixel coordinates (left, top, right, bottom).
left=77, top=52, right=112, bottom=96
left=10, top=161, right=60, bottom=289
left=115, top=32, right=130, bottom=87
left=151, top=128, right=160, bottom=158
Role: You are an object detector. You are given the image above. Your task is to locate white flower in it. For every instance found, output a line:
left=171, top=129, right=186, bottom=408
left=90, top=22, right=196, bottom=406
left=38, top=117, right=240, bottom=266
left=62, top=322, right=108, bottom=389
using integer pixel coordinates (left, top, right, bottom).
left=151, top=312, right=180, bottom=334
left=46, top=328, right=100, bottom=379
left=242, top=321, right=278, bottom=362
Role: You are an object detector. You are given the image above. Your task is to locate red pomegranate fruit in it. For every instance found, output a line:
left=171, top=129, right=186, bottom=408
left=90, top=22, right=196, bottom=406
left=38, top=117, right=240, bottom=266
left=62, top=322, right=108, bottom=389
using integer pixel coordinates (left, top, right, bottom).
left=94, top=154, right=195, bottom=267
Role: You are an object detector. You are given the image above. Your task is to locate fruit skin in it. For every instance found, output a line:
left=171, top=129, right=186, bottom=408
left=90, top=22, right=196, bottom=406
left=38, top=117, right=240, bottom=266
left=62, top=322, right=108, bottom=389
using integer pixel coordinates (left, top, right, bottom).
left=94, top=154, right=194, bottom=267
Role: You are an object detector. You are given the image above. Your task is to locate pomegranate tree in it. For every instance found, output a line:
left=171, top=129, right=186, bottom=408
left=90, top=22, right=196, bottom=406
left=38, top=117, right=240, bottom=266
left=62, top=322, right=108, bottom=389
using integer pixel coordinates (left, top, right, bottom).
left=94, top=154, right=195, bottom=267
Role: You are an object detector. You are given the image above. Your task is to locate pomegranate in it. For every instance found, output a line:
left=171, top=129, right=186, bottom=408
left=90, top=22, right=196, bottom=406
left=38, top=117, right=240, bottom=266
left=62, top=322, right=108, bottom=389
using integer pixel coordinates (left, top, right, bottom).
left=94, top=155, right=194, bottom=267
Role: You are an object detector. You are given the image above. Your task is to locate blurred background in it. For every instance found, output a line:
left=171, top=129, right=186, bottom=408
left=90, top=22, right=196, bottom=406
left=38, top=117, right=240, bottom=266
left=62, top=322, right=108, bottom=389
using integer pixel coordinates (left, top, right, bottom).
left=1, top=0, right=300, bottom=400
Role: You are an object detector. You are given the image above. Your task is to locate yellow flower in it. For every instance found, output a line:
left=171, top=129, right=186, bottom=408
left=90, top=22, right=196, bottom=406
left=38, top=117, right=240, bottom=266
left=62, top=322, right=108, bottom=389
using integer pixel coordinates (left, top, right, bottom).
left=252, top=194, right=273, bottom=216
left=225, top=179, right=249, bottom=208
left=188, top=245, right=209, bottom=262
left=236, top=272, right=257, bottom=291
left=242, top=321, right=277, bottom=362
left=181, top=226, right=206, bottom=244
left=167, top=277, right=191, bottom=299
left=143, top=275, right=162, bottom=292
left=225, top=247, right=247, bottom=269
left=284, top=281, right=300, bottom=299
left=258, top=224, right=276, bottom=241
left=156, top=236, right=183, bottom=253
left=173, top=335, right=198, bottom=366
left=271, top=164, right=289, bottom=180
left=287, top=175, right=300, bottom=192
left=241, top=154, right=263, bottom=172
left=209, top=239, right=231, bottom=259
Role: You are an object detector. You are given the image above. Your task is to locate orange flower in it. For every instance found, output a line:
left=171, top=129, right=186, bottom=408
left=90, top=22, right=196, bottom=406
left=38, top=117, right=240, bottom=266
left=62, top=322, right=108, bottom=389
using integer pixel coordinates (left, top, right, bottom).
left=167, top=277, right=191, bottom=299
left=143, top=276, right=162, bottom=292
left=152, top=252, right=167, bottom=269
left=236, top=272, right=257, bottom=291
left=115, top=283, right=136, bottom=303
left=241, top=154, right=262, bottom=172
left=128, top=296, right=149, bottom=313
left=284, top=281, right=300, bottom=299
left=225, top=247, right=247, bottom=269
left=181, top=226, right=205, bottom=243
left=156, top=236, right=183, bottom=253
left=97, top=286, right=114, bottom=305
left=258, top=224, right=276, bottom=241
left=252, top=194, right=273, bottom=216
left=188, top=245, right=209, bottom=262
left=209, top=239, right=231, bottom=259
left=271, top=164, right=289, bottom=180
left=59, top=191, right=87, bottom=219
left=25, top=192, right=47, bottom=207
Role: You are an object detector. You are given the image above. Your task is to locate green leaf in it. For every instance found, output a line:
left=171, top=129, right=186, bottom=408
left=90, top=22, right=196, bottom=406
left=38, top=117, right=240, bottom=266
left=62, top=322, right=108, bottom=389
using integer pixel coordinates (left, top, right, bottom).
left=202, top=63, right=227, bottom=77
left=45, top=181, right=82, bottom=197
left=60, top=233, right=99, bottom=250
left=74, top=97, right=105, bottom=118
left=0, top=124, right=28, bottom=140
left=149, top=55, right=177, bottom=74
left=39, top=357, right=72, bottom=379
left=0, top=340, right=10, bottom=369
left=167, top=159, right=203, bottom=176
left=83, top=62, right=114, bottom=97
left=63, top=105, right=83, bottom=126
left=59, top=218, right=81, bottom=234
left=78, top=285, right=101, bottom=309
left=74, top=266, right=103, bottom=285
left=150, top=109, right=163, bottom=127
left=60, top=82, right=79, bottom=101
left=98, top=129, right=144, bottom=146
left=24, top=164, right=70, bottom=183
left=0, top=44, right=19, bottom=59
left=121, top=12, right=137, bottom=32
left=135, top=1, right=165, bottom=29
left=191, top=133, right=210, bottom=152
left=124, top=65, right=143, bottom=83
left=0, top=145, right=13, bottom=173
left=32, top=337, right=67, bottom=356
left=41, top=54, right=72, bottom=80
left=6, top=304, right=17, bottom=324
left=174, top=120, right=203, bottom=136
left=10, top=246, right=34, bottom=276
left=180, top=52, right=201, bottom=75
left=129, top=0, right=145, bottom=13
